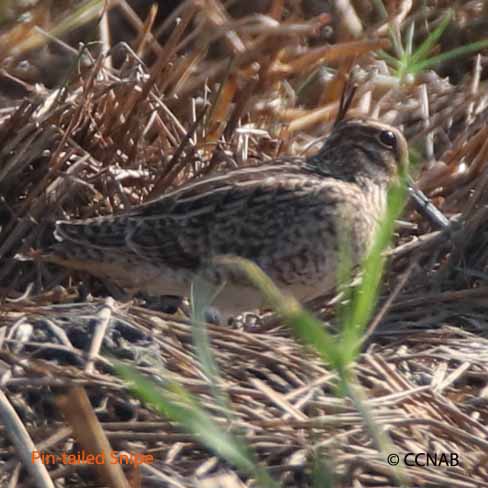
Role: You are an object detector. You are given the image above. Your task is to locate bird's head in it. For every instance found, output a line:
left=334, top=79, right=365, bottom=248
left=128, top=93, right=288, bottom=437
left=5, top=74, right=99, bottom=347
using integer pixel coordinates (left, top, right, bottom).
left=308, top=118, right=409, bottom=188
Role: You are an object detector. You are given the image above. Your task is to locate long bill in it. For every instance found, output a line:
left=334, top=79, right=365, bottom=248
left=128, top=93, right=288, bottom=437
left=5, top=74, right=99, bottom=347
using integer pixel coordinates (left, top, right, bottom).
left=407, top=178, right=450, bottom=230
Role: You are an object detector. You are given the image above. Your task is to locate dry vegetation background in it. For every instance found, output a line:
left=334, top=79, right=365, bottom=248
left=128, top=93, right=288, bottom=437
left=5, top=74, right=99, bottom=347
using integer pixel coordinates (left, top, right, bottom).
left=0, top=0, right=488, bottom=486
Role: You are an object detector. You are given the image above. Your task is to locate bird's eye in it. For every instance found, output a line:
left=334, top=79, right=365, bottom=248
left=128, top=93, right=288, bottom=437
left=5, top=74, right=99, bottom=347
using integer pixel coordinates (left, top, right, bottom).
left=378, top=130, right=397, bottom=149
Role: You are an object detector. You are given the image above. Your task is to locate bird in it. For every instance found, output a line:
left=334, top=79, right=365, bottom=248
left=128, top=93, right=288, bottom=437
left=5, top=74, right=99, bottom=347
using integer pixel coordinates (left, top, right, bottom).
left=37, top=117, right=409, bottom=323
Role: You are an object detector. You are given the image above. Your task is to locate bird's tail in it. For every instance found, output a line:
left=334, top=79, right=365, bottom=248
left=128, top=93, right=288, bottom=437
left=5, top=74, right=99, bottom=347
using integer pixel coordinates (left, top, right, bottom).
left=16, top=241, right=105, bottom=267
left=15, top=216, right=142, bottom=285
left=54, top=215, right=131, bottom=249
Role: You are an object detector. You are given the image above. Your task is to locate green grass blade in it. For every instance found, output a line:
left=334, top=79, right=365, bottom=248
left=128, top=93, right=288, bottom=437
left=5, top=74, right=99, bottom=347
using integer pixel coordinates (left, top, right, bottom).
left=371, top=0, right=388, bottom=21
left=411, top=39, right=488, bottom=74
left=311, top=455, right=336, bottom=488
left=116, top=364, right=279, bottom=487
left=388, top=23, right=404, bottom=60
left=405, top=21, right=415, bottom=57
left=0, top=0, right=12, bottom=24
left=341, top=374, right=406, bottom=485
left=190, top=277, right=235, bottom=420
left=409, top=10, right=453, bottom=66
left=377, top=49, right=402, bottom=68
left=190, top=277, right=224, bottom=386
left=218, top=257, right=345, bottom=371
left=11, top=0, right=104, bottom=54
left=340, top=176, right=408, bottom=363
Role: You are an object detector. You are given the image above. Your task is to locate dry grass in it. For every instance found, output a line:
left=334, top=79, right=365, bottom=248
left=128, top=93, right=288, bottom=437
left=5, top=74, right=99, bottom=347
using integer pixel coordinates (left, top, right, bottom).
left=0, top=0, right=488, bottom=486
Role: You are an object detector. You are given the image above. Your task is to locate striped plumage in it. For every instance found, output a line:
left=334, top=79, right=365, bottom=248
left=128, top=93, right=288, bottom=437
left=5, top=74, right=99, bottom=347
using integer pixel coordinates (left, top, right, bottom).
left=46, top=118, right=409, bottom=320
